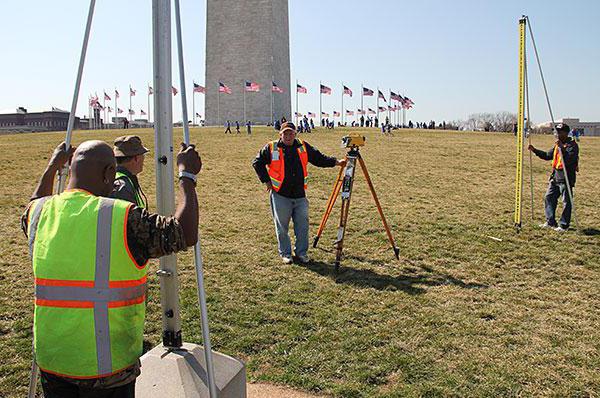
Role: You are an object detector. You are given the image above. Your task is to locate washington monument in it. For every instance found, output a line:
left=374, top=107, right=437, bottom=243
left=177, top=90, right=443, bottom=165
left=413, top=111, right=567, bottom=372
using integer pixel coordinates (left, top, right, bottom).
left=205, top=0, right=291, bottom=126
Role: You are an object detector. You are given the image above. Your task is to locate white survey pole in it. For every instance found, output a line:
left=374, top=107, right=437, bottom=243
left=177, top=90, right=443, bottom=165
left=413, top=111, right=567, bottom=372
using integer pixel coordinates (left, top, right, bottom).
left=152, top=0, right=183, bottom=348
left=56, top=0, right=96, bottom=193
left=173, top=0, right=218, bottom=396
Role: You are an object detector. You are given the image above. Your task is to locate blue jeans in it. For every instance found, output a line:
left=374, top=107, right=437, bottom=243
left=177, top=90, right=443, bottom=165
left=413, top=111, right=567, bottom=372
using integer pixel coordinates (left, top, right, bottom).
left=270, top=191, right=309, bottom=257
left=544, top=180, right=573, bottom=228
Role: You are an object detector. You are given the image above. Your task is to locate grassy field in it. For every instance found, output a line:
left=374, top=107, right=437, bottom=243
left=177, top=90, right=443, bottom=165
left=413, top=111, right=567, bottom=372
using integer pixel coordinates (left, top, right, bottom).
left=1, top=126, right=599, bottom=397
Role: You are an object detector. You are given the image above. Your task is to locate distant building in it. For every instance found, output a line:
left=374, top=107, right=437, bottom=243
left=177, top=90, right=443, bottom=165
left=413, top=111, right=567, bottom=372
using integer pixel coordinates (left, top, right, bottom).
left=536, top=118, right=600, bottom=136
left=0, top=107, right=79, bottom=133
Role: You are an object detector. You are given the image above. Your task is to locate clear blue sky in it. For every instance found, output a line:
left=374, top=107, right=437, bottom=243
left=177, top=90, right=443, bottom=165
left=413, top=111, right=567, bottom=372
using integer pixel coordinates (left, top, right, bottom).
left=1, top=0, right=598, bottom=124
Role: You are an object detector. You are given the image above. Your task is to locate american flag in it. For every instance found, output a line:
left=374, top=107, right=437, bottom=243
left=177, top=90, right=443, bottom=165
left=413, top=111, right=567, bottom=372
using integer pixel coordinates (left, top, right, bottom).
left=104, top=92, right=111, bottom=101
left=115, top=89, right=120, bottom=98
left=363, top=87, right=374, bottom=96
left=346, top=110, right=354, bottom=116
left=148, top=86, right=153, bottom=95
left=245, top=81, right=260, bottom=92
left=196, top=112, right=201, bottom=118
left=97, top=104, right=104, bottom=111
left=378, top=90, right=386, bottom=101
left=390, top=91, right=401, bottom=101
left=343, top=85, right=353, bottom=97
left=378, top=106, right=387, bottom=112
left=294, top=112, right=302, bottom=117
left=128, top=109, right=135, bottom=115
left=357, top=109, right=365, bottom=115
left=130, top=86, right=136, bottom=96
left=308, top=112, right=316, bottom=117
left=404, top=96, right=414, bottom=105
left=107, top=106, right=113, bottom=113
left=89, top=95, right=99, bottom=107
left=320, top=84, right=332, bottom=95
left=272, top=81, right=283, bottom=93
left=117, top=108, right=124, bottom=114
left=333, top=111, right=340, bottom=117
left=321, top=111, right=329, bottom=117
left=172, top=86, right=178, bottom=96
left=219, top=81, right=232, bottom=94
left=367, top=108, right=376, bottom=115
left=140, top=109, right=146, bottom=115
left=296, top=84, right=307, bottom=94
left=193, top=82, right=205, bottom=93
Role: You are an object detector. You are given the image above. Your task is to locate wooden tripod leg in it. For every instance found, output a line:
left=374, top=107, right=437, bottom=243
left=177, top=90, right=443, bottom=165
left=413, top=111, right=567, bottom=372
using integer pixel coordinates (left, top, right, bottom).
left=313, top=162, right=344, bottom=247
left=358, top=156, right=400, bottom=259
left=335, top=191, right=352, bottom=271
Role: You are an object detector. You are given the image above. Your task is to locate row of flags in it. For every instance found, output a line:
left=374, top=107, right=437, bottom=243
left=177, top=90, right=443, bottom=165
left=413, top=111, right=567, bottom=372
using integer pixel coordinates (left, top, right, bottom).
left=218, top=81, right=284, bottom=94
left=294, top=106, right=404, bottom=118
left=300, top=83, right=414, bottom=109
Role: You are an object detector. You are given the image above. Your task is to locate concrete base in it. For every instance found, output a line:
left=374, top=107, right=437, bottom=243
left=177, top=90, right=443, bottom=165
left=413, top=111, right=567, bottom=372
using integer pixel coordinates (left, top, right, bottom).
left=136, top=343, right=246, bottom=397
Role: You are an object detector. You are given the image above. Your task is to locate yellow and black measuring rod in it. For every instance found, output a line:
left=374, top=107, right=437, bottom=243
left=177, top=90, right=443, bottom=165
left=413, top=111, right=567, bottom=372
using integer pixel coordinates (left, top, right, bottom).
left=514, top=16, right=527, bottom=231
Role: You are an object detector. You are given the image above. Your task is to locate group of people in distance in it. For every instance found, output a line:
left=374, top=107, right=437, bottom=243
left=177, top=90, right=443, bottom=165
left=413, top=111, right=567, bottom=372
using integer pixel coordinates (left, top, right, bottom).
left=22, top=117, right=578, bottom=397
left=224, top=119, right=252, bottom=134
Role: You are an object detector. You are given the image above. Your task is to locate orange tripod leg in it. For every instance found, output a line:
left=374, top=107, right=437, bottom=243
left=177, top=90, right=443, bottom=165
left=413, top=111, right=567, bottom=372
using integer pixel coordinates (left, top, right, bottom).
left=313, top=161, right=344, bottom=248
left=358, top=156, right=400, bottom=259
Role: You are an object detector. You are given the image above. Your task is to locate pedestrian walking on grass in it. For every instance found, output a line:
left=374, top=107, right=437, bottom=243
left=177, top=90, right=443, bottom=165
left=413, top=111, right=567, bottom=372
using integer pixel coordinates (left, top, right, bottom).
left=224, top=120, right=232, bottom=134
left=236, top=120, right=240, bottom=134
left=252, top=122, right=345, bottom=264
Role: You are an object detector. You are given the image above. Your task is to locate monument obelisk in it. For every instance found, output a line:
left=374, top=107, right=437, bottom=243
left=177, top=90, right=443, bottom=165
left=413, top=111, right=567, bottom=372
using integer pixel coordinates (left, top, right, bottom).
left=205, top=0, right=291, bottom=126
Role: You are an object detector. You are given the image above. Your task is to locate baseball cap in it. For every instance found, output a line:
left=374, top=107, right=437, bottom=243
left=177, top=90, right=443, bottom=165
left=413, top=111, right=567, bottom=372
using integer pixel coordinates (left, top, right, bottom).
left=280, top=122, right=296, bottom=134
left=113, top=135, right=149, bottom=157
left=555, top=123, right=570, bottom=133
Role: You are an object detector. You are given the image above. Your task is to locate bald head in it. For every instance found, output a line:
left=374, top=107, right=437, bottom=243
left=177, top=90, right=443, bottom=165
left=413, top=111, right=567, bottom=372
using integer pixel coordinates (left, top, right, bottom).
left=68, top=140, right=117, bottom=196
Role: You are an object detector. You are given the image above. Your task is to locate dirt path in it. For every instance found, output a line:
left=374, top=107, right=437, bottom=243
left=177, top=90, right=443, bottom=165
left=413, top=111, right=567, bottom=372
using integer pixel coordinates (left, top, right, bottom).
left=248, top=383, right=327, bottom=398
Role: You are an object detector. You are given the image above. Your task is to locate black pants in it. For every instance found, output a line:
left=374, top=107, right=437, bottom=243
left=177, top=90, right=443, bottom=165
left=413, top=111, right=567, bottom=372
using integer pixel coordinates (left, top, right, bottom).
left=41, top=372, right=135, bottom=398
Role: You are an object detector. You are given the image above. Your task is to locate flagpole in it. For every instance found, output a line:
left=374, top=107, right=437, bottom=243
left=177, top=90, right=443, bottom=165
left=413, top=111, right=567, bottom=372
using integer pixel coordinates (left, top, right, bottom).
left=388, top=89, right=392, bottom=122
left=270, top=77, right=274, bottom=124
left=148, top=83, right=151, bottom=124
left=192, top=87, right=196, bottom=126
left=341, top=82, right=344, bottom=126
left=319, top=81, right=322, bottom=128
left=114, top=89, right=117, bottom=128
left=295, top=79, right=298, bottom=126
left=102, top=91, right=106, bottom=128
left=361, top=84, right=364, bottom=126
left=129, top=85, right=132, bottom=121
left=243, top=82, right=246, bottom=125
left=217, top=84, right=220, bottom=127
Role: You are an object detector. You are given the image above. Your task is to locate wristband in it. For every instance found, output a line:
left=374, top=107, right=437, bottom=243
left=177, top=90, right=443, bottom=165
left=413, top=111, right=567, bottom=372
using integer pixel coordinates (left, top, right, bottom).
left=178, top=171, right=197, bottom=185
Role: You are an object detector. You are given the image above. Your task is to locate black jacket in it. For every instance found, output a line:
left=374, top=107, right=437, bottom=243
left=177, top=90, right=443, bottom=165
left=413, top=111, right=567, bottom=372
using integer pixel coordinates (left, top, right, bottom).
left=532, top=138, right=579, bottom=186
left=252, top=139, right=337, bottom=198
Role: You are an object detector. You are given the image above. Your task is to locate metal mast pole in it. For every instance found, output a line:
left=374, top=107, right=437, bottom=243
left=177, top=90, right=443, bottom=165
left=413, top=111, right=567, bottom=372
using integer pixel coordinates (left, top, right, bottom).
left=243, top=82, right=246, bottom=124
left=114, top=89, right=118, bottom=128
left=56, top=0, right=96, bottom=193
left=173, top=1, right=217, bottom=395
left=341, top=82, right=344, bottom=125
left=31, top=2, right=96, bottom=395
left=129, top=85, right=132, bottom=121
left=319, top=81, right=322, bottom=127
left=148, top=83, right=151, bottom=124
left=526, top=15, right=578, bottom=231
left=152, top=0, right=182, bottom=350
left=192, top=88, right=196, bottom=126
left=295, top=79, right=298, bottom=126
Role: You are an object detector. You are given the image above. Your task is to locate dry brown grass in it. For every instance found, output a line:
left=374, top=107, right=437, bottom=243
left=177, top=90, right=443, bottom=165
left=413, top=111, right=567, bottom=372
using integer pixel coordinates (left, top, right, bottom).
left=1, top=127, right=599, bottom=397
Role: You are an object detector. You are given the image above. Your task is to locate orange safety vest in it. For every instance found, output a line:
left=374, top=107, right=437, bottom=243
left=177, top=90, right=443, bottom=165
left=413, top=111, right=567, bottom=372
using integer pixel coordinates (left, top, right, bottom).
left=552, top=144, right=563, bottom=170
left=267, top=139, right=308, bottom=192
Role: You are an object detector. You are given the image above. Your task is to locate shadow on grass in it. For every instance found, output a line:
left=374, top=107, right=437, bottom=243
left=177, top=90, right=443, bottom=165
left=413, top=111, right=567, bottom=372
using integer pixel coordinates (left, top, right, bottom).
left=581, top=228, right=600, bottom=236
left=298, top=260, right=488, bottom=295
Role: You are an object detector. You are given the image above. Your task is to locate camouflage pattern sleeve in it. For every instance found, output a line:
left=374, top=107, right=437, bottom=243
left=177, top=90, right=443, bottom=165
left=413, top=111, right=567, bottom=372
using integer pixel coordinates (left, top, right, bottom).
left=126, top=206, right=187, bottom=265
left=21, top=201, right=34, bottom=238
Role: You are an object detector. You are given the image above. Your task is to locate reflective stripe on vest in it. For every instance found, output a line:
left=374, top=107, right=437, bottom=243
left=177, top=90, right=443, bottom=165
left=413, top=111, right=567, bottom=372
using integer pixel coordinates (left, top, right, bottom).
left=115, top=171, right=145, bottom=208
left=552, top=145, right=563, bottom=170
left=267, top=140, right=309, bottom=192
left=31, top=191, right=146, bottom=378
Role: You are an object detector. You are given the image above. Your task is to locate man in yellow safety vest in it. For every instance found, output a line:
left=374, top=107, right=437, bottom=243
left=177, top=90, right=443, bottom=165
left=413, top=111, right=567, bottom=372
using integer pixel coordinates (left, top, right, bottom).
left=22, top=140, right=201, bottom=397
left=111, top=135, right=149, bottom=208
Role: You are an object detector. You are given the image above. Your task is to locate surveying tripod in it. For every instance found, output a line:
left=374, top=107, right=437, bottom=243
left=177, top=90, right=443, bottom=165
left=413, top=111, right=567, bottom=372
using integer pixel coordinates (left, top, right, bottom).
left=313, top=140, right=400, bottom=271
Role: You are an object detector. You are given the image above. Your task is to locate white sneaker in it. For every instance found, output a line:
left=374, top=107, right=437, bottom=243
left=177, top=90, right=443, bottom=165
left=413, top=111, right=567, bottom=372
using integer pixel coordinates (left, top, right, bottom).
left=281, top=256, right=293, bottom=264
left=296, top=255, right=310, bottom=264
left=539, top=222, right=555, bottom=229
left=554, top=226, right=568, bottom=233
